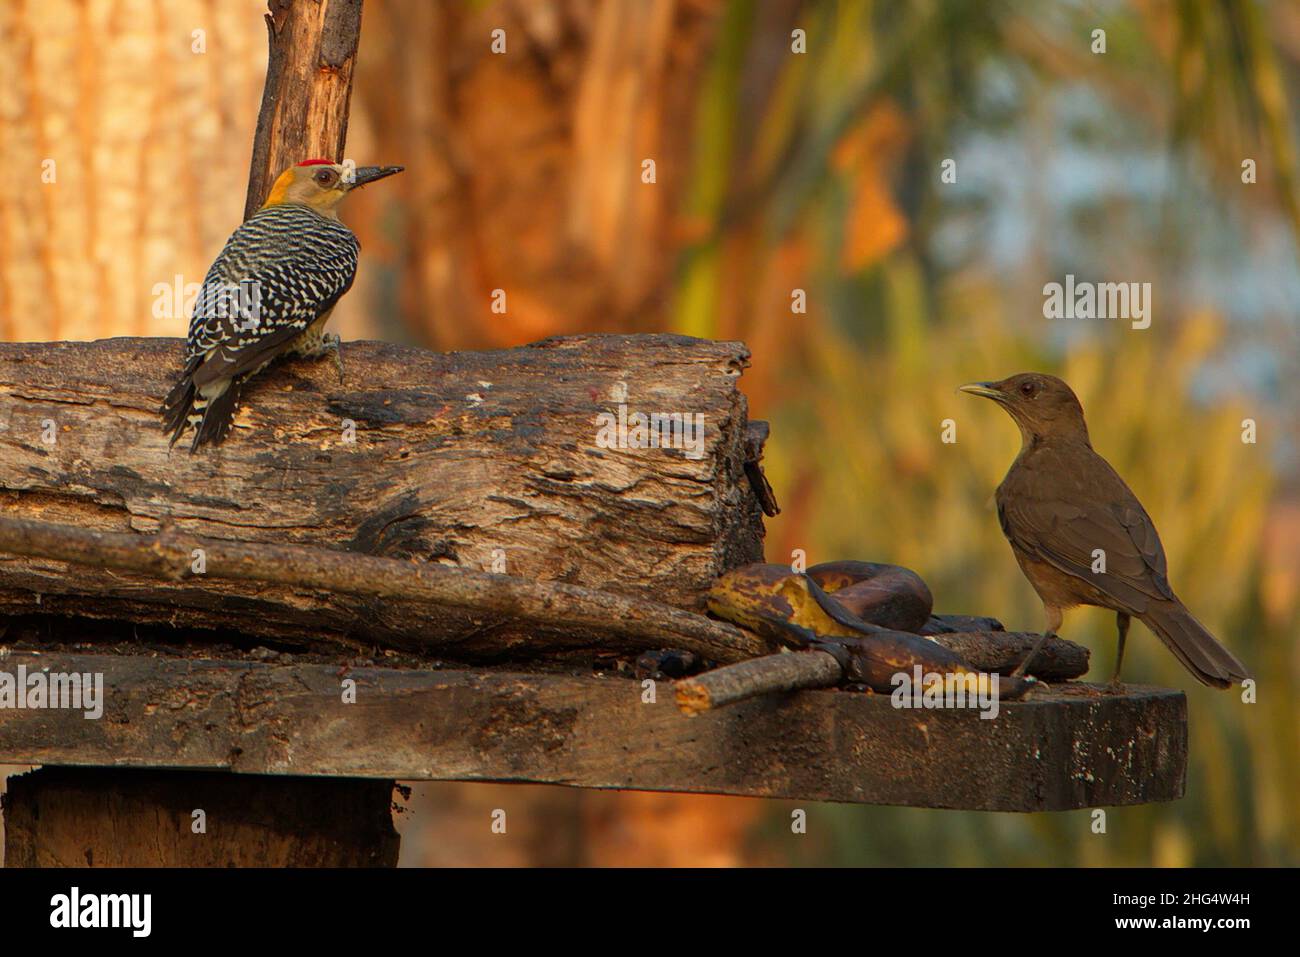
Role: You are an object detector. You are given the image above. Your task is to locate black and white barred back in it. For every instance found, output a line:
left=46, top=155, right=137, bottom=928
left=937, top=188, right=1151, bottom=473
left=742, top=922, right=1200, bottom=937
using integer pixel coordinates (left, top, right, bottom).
left=161, top=203, right=360, bottom=451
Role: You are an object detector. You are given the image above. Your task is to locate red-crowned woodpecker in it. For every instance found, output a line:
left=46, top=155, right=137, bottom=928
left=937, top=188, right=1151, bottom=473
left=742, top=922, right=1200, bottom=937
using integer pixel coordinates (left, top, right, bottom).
left=161, top=159, right=403, bottom=451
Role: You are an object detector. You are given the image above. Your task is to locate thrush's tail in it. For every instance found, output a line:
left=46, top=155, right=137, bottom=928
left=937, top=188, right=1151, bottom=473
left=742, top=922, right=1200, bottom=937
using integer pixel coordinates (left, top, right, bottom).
left=1139, top=599, right=1251, bottom=689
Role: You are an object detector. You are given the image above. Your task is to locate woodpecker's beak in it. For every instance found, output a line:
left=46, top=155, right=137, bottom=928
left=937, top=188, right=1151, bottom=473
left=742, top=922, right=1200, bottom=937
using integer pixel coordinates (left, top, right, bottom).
left=348, top=165, right=404, bottom=189
left=958, top=381, right=1009, bottom=404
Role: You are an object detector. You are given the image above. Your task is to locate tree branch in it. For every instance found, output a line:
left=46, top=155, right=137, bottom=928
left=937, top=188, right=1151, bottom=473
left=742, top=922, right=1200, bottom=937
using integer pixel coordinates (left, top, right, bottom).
left=0, top=515, right=770, bottom=664
left=244, top=0, right=365, bottom=218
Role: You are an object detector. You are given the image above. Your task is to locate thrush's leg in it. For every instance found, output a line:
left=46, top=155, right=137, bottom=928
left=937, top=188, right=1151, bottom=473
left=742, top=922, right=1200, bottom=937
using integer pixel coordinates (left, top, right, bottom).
left=1012, top=602, right=1062, bottom=679
left=1109, top=612, right=1130, bottom=693
left=1011, top=633, right=1051, bottom=678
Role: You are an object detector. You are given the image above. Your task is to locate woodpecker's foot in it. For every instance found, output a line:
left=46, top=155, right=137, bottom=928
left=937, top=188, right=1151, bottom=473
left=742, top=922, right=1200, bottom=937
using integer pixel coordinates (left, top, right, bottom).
left=326, top=334, right=345, bottom=383
left=304, top=333, right=344, bottom=383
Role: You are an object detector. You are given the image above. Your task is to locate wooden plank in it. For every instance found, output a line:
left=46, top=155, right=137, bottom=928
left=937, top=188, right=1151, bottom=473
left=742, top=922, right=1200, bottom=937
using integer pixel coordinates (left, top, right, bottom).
left=0, top=651, right=1186, bottom=811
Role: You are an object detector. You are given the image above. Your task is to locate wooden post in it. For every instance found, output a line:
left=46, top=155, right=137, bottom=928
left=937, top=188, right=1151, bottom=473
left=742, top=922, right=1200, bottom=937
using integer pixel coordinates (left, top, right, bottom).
left=4, top=768, right=398, bottom=867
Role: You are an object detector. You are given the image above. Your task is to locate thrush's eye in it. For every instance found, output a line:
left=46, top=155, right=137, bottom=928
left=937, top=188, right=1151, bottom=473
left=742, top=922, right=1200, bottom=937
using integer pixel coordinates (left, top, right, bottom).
left=1020, top=381, right=1037, bottom=397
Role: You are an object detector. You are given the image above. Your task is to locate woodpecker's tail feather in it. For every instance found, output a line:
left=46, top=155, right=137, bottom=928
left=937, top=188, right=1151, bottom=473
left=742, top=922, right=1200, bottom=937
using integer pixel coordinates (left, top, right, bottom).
left=161, top=363, right=198, bottom=448
left=161, top=359, right=241, bottom=452
left=1139, top=599, right=1251, bottom=689
left=188, top=378, right=242, bottom=452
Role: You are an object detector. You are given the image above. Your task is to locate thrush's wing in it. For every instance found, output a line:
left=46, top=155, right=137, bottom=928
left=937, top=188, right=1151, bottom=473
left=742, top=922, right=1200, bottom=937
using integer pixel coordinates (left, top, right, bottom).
left=186, top=206, right=359, bottom=390
left=997, top=444, right=1174, bottom=615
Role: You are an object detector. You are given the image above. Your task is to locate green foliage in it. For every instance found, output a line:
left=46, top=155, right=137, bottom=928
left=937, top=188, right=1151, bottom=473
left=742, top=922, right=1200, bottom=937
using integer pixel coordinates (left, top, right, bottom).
left=681, top=0, right=1300, bottom=866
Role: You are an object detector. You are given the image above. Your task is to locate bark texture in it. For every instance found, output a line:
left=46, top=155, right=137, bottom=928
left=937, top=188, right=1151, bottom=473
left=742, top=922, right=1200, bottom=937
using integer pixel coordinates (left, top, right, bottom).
left=355, top=0, right=727, bottom=348
left=0, top=334, right=767, bottom=661
left=0, top=651, right=1189, bottom=812
left=0, top=0, right=270, bottom=342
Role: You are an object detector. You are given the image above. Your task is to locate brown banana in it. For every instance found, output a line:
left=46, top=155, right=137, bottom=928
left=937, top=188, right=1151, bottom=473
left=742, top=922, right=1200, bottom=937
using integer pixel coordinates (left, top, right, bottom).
left=920, top=613, right=1006, bottom=634
left=707, top=563, right=1031, bottom=699
left=806, top=560, right=933, bottom=632
left=824, top=632, right=1031, bottom=699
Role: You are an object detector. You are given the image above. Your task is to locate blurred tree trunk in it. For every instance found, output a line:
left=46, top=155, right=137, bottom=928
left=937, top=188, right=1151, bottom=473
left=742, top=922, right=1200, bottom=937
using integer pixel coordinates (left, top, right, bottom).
left=0, top=0, right=270, bottom=342
left=395, top=784, right=764, bottom=868
left=352, top=0, right=724, bottom=349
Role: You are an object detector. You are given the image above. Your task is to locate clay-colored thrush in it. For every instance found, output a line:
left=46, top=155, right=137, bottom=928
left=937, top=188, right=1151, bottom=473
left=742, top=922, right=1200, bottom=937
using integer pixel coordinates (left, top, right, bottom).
left=960, top=373, right=1251, bottom=689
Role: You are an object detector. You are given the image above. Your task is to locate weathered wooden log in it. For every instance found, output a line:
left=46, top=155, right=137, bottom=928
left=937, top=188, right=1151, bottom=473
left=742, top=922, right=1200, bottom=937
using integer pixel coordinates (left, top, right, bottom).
left=0, top=515, right=771, bottom=664
left=931, top=631, right=1090, bottom=681
left=0, top=335, right=767, bottom=662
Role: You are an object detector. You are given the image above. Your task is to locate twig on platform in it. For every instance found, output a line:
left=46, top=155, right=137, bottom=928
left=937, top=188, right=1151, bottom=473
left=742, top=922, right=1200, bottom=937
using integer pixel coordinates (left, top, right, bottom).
left=675, top=650, right=844, bottom=716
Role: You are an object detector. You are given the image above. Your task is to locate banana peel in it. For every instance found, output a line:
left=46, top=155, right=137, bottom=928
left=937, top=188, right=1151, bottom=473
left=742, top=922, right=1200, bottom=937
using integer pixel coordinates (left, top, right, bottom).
left=821, top=633, right=1026, bottom=700
left=708, top=563, right=1031, bottom=699
left=806, top=560, right=933, bottom=632
left=705, top=563, right=871, bottom=648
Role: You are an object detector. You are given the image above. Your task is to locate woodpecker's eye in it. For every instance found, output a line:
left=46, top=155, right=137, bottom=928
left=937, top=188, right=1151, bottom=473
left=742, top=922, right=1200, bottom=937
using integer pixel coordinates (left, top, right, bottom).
left=314, top=169, right=336, bottom=186
left=1019, top=380, right=1037, bottom=398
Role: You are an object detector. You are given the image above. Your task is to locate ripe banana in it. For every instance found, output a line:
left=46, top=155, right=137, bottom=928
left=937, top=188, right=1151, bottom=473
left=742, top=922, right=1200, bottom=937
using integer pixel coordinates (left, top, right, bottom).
left=707, top=563, right=1032, bottom=698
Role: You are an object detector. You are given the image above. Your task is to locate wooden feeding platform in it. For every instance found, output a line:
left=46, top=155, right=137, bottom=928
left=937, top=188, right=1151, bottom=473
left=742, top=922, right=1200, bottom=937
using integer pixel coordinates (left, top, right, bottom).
left=0, top=335, right=1187, bottom=866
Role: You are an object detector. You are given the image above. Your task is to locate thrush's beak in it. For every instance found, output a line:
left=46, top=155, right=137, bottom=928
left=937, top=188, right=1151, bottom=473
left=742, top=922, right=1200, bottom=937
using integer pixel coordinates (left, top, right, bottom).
left=347, top=165, right=404, bottom=189
left=958, top=382, right=1009, bottom=403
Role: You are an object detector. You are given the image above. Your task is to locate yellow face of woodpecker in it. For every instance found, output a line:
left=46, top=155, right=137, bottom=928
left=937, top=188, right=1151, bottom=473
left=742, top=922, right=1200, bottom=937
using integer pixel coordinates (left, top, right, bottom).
left=261, top=160, right=403, bottom=217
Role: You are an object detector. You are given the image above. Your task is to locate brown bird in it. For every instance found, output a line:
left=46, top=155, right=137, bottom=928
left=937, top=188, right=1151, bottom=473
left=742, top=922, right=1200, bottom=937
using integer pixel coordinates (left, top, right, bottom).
left=960, top=373, right=1251, bottom=689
